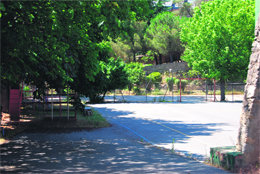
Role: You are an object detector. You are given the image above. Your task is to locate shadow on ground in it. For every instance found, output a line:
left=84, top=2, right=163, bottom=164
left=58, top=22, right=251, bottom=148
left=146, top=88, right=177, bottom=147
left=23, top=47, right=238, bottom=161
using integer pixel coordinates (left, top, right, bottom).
left=0, top=126, right=227, bottom=173
left=97, top=106, right=225, bottom=143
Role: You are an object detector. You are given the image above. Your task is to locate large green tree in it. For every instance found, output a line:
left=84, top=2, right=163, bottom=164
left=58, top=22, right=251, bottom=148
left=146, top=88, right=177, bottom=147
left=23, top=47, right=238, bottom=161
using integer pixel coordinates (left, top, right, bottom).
left=0, top=0, right=153, bottom=116
left=181, top=0, right=255, bottom=101
left=145, top=12, right=187, bottom=63
left=111, top=21, right=148, bottom=62
left=1, top=0, right=152, bottom=91
left=109, top=0, right=171, bottom=64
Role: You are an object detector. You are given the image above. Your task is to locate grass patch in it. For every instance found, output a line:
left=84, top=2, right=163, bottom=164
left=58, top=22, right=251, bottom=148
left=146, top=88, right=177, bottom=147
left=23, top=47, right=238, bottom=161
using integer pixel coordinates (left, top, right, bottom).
left=28, top=109, right=110, bottom=130
left=77, top=109, right=110, bottom=128
left=1, top=108, right=110, bottom=142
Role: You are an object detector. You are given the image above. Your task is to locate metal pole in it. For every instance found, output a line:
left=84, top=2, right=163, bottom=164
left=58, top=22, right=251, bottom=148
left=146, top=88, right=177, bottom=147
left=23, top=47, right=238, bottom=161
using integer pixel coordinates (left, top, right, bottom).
left=205, top=81, right=208, bottom=101
left=180, top=79, right=182, bottom=102
left=51, top=89, right=53, bottom=120
left=74, top=92, right=77, bottom=120
left=67, top=86, right=69, bottom=120
left=146, top=87, right=148, bottom=103
left=120, top=90, right=125, bottom=102
left=59, top=94, right=61, bottom=117
left=213, top=79, right=216, bottom=102
left=114, top=90, right=116, bottom=103
left=232, top=83, right=234, bottom=102
left=145, top=72, right=148, bottom=103
left=170, top=69, right=173, bottom=102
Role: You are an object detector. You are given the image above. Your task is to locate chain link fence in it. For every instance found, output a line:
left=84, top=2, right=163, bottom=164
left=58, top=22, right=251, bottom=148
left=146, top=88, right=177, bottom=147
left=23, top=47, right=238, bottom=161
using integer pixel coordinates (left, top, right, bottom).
left=101, top=81, right=245, bottom=103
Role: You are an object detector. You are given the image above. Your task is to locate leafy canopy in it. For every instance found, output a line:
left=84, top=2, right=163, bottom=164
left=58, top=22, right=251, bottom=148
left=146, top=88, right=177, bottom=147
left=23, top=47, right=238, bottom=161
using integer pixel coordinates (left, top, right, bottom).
left=125, top=62, right=145, bottom=90
left=145, top=12, right=188, bottom=62
left=181, top=0, right=255, bottom=82
left=0, top=0, right=152, bottom=94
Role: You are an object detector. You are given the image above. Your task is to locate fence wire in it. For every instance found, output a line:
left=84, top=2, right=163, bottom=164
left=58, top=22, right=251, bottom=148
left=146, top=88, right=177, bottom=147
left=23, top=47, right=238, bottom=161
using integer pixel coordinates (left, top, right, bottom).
left=104, top=81, right=245, bottom=103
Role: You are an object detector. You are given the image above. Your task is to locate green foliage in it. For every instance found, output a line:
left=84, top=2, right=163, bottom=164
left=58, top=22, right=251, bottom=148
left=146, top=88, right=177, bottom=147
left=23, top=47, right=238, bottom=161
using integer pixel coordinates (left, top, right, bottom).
left=23, top=85, right=30, bottom=92
left=141, top=50, right=154, bottom=63
left=147, top=72, right=162, bottom=89
left=110, top=37, right=132, bottom=62
left=133, top=86, right=141, bottom=95
left=174, top=79, right=188, bottom=91
left=145, top=12, right=187, bottom=62
left=181, top=0, right=255, bottom=82
left=83, top=109, right=110, bottom=128
left=181, top=0, right=254, bottom=100
left=125, top=62, right=145, bottom=91
left=109, top=0, right=173, bottom=63
left=111, top=20, right=149, bottom=62
left=86, top=58, right=129, bottom=103
left=166, top=77, right=176, bottom=91
left=1, top=0, right=152, bottom=95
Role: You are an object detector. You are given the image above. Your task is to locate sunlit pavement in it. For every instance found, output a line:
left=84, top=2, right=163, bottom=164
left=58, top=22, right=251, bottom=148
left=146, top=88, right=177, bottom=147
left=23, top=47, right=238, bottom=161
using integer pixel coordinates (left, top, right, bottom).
left=90, top=101, right=242, bottom=162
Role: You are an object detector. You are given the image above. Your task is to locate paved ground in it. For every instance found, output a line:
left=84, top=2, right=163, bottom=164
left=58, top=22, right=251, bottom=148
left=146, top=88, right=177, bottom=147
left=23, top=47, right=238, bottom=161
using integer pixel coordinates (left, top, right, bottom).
left=0, top=124, right=228, bottom=173
left=90, top=101, right=242, bottom=161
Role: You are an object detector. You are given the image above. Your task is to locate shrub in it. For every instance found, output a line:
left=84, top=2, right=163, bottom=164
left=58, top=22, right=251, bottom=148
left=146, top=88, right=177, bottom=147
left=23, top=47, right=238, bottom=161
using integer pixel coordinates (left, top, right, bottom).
left=125, top=62, right=145, bottom=91
left=174, top=79, right=188, bottom=91
left=23, top=85, right=31, bottom=97
left=147, top=72, right=162, bottom=89
left=133, top=86, right=141, bottom=95
left=165, top=77, right=176, bottom=91
left=88, top=58, right=129, bottom=103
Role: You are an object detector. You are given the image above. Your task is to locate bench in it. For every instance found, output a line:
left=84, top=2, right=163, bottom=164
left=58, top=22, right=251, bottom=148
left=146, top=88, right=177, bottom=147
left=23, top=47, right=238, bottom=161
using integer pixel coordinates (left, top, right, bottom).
left=83, top=107, right=92, bottom=116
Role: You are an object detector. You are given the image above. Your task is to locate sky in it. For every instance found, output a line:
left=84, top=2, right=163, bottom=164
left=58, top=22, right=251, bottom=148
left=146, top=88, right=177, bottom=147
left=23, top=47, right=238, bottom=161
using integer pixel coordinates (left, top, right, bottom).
left=164, top=0, right=195, bottom=7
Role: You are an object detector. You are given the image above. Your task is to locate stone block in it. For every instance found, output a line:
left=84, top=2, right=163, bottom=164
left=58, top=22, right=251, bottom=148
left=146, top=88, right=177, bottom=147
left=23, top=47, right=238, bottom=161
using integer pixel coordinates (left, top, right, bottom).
left=210, top=146, right=243, bottom=172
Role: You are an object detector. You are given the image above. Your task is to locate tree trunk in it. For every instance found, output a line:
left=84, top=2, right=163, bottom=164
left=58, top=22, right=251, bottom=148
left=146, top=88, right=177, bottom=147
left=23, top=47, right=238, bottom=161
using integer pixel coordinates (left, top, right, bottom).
left=154, top=54, right=158, bottom=65
left=131, top=39, right=136, bottom=62
left=133, top=52, right=136, bottom=62
left=159, top=53, right=162, bottom=64
left=169, top=54, right=173, bottom=63
left=1, top=80, right=10, bottom=113
left=220, top=79, right=225, bottom=101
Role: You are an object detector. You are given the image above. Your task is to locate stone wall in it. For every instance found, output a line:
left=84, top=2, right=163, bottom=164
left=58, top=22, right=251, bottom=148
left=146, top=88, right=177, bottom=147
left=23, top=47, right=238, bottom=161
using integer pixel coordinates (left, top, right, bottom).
left=143, top=61, right=190, bottom=74
left=237, top=15, right=260, bottom=166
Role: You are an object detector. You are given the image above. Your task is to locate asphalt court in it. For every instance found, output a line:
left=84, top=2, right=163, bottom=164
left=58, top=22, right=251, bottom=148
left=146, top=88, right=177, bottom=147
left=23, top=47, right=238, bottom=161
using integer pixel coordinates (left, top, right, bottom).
left=91, top=101, right=242, bottom=161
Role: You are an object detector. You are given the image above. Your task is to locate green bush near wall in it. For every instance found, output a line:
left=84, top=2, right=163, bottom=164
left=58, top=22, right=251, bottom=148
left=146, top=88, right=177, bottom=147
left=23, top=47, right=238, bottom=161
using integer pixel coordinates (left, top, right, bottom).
left=146, top=72, right=162, bottom=89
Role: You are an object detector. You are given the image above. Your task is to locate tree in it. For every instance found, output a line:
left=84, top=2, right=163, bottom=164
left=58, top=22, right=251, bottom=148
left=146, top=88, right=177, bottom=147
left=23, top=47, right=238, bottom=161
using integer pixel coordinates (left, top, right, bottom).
left=0, top=0, right=152, bottom=87
left=0, top=0, right=153, bottom=118
left=111, top=21, right=148, bottom=62
left=110, top=0, right=172, bottom=64
left=125, top=62, right=145, bottom=91
left=81, top=57, right=129, bottom=103
left=181, top=0, right=255, bottom=101
left=145, top=12, right=187, bottom=63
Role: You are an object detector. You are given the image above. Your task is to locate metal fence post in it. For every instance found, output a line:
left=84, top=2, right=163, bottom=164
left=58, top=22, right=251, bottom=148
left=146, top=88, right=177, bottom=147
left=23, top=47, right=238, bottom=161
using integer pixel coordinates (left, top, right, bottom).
left=180, top=78, right=182, bottom=102
left=213, top=79, right=216, bottom=102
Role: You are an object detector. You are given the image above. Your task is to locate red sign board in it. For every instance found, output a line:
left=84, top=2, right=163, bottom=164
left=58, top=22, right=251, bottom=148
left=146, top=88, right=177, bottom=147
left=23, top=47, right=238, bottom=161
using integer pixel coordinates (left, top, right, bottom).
left=9, top=89, right=22, bottom=119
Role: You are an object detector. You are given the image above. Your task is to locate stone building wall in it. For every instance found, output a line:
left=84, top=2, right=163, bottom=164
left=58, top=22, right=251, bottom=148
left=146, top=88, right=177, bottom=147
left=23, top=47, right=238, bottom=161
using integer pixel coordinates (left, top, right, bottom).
left=237, top=15, right=260, bottom=166
left=143, top=61, right=190, bottom=75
